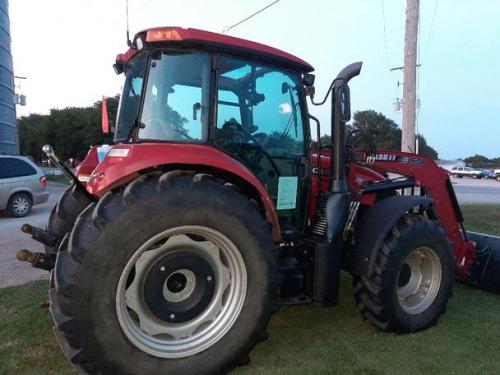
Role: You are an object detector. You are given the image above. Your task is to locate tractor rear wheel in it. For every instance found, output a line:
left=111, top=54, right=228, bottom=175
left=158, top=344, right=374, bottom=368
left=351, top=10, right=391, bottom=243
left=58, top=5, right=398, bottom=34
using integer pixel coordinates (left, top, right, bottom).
left=50, top=172, right=278, bottom=374
left=45, top=184, right=93, bottom=253
left=353, top=215, right=454, bottom=333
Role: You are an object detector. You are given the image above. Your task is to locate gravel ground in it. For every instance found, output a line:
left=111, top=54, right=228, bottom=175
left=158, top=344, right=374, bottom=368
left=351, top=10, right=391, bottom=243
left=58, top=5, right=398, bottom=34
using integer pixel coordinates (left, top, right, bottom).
left=1, top=177, right=499, bottom=288
left=0, top=183, right=66, bottom=287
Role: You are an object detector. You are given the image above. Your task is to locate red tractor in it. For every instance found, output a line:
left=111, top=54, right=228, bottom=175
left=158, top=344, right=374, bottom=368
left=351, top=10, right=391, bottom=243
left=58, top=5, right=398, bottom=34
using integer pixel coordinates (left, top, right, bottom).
left=19, top=27, right=500, bottom=374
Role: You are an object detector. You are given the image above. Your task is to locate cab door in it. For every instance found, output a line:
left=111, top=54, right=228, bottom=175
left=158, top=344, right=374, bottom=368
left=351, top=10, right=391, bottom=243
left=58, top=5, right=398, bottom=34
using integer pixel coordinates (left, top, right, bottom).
left=214, top=56, right=309, bottom=236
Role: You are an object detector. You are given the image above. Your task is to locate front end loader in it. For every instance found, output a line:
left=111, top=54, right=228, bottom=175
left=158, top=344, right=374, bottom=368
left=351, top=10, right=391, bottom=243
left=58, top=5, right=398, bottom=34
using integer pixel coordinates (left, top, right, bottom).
left=16, top=26, right=500, bottom=374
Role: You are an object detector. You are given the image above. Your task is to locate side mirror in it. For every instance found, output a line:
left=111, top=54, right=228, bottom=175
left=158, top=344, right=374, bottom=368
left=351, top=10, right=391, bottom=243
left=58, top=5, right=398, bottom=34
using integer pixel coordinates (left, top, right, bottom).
left=339, top=84, right=351, bottom=122
left=281, top=82, right=290, bottom=94
left=113, top=61, right=124, bottom=75
left=303, top=73, right=315, bottom=87
left=303, top=74, right=315, bottom=97
left=193, top=102, right=201, bottom=120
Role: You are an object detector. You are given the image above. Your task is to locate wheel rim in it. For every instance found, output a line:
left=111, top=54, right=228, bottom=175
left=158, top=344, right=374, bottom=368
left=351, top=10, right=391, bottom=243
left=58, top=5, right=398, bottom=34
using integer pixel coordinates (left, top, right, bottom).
left=397, top=246, right=442, bottom=315
left=12, top=196, right=29, bottom=215
left=116, top=226, right=247, bottom=358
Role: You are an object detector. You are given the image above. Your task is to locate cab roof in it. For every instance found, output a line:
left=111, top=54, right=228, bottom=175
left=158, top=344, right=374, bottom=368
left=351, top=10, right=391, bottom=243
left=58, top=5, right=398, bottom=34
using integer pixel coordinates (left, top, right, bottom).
left=117, top=26, right=314, bottom=73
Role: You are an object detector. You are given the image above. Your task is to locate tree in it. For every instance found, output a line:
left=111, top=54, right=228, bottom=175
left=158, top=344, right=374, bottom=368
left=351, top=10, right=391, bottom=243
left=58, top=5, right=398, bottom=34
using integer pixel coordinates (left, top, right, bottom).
left=351, top=110, right=402, bottom=151
left=346, top=110, right=438, bottom=159
left=464, top=154, right=490, bottom=166
left=417, top=134, right=438, bottom=160
left=18, top=96, right=119, bottom=162
left=463, top=154, right=500, bottom=168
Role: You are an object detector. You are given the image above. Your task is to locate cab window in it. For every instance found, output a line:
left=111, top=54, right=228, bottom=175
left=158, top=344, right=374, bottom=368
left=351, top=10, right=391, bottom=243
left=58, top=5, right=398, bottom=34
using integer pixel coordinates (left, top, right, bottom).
left=214, top=56, right=307, bottom=234
left=139, top=52, right=210, bottom=142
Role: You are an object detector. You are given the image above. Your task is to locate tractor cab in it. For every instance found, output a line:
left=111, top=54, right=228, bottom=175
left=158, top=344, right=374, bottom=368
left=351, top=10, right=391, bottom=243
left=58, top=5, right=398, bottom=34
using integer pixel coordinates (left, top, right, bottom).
left=113, top=27, right=314, bottom=235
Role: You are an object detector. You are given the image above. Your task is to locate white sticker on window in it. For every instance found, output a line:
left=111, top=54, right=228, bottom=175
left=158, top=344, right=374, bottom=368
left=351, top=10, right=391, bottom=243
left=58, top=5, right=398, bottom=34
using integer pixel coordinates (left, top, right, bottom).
left=279, top=103, right=292, bottom=114
left=277, top=176, right=298, bottom=210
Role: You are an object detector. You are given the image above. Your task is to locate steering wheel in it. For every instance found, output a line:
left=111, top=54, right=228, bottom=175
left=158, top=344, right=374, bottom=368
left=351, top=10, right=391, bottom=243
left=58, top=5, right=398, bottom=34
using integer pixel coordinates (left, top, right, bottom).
left=222, top=121, right=281, bottom=178
left=148, top=117, right=192, bottom=141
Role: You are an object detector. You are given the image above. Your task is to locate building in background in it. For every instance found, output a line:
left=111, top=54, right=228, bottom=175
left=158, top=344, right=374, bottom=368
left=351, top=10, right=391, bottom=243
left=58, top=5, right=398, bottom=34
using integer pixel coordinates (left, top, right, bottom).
left=0, top=0, right=17, bottom=155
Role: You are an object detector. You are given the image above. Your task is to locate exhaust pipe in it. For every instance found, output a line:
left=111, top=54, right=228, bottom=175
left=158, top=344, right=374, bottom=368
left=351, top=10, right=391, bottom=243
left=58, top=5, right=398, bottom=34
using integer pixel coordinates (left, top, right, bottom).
left=310, top=63, right=362, bottom=307
left=466, top=231, right=500, bottom=294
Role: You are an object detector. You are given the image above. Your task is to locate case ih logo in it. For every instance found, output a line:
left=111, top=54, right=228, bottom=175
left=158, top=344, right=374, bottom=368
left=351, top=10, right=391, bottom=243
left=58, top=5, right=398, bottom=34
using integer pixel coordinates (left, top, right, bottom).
left=372, top=153, right=425, bottom=166
left=374, top=153, right=397, bottom=162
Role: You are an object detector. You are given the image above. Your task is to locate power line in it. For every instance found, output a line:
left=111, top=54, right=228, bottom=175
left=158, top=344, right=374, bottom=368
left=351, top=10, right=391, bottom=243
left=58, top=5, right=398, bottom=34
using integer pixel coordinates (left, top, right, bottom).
left=381, top=0, right=392, bottom=70
left=222, top=0, right=280, bottom=34
left=424, top=0, right=439, bottom=58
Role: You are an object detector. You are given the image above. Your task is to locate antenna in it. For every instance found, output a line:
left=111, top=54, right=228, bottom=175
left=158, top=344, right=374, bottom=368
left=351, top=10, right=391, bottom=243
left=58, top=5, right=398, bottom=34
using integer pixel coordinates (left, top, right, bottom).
left=126, top=0, right=133, bottom=47
left=222, top=0, right=280, bottom=34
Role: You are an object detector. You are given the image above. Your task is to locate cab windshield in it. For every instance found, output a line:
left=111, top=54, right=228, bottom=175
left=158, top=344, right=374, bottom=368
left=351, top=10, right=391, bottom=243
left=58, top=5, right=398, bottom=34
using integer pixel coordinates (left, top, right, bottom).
left=115, top=53, right=147, bottom=141
left=138, top=51, right=210, bottom=142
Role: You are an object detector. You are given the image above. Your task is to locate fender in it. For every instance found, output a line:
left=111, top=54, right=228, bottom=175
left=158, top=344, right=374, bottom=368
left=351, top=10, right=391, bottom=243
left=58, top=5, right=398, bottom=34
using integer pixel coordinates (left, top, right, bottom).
left=348, top=195, right=434, bottom=277
left=85, top=143, right=282, bottom=241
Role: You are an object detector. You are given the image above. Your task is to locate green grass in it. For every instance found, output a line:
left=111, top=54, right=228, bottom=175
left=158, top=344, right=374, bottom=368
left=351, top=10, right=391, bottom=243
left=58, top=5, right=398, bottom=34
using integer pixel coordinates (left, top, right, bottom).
left=2, top=206, right=500, bottom=374
left=0, top=281, right=70, bottom=374
left=45, top=174, right=71, bottom=185
left=461, top=205, right=500, bottom=236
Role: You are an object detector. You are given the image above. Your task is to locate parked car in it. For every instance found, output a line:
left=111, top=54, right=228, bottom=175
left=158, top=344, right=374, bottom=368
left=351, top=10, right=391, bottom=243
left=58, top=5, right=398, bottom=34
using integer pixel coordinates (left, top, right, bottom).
left=479, top=168, right=495, bottom=179
left=494, top=169, right=500, bottom=181
left=450, top=166, right=484, bottom=179
left=0, top=155, right=50, bottom=217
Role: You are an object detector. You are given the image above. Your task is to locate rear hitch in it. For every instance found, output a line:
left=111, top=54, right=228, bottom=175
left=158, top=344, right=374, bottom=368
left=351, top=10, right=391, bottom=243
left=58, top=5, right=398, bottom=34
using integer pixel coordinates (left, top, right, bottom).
left=21, top=224, right=57, bottom=247
left=16, top=249, right=55, bottom=272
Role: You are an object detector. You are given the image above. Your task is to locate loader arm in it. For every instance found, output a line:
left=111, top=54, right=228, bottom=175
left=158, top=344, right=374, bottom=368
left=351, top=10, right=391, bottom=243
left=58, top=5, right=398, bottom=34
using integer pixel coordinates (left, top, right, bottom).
left=351, top=150, right=476, bottom=280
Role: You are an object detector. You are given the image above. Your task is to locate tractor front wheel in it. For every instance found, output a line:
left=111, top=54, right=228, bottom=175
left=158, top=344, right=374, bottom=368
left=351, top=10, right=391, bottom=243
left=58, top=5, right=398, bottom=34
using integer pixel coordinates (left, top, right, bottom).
left=353, top=215, right=454, bottom=333
left=50, top=172, right=278, bottom=374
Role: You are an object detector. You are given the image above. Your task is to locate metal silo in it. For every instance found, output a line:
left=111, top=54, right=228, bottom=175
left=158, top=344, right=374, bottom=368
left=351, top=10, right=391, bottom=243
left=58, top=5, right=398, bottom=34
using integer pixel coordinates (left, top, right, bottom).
left=0, top=0, right=17, bottom=155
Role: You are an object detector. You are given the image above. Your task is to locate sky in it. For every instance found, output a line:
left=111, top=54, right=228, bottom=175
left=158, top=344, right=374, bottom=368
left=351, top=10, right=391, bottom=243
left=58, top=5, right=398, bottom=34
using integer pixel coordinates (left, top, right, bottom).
left=9, top=0, right=500, bottom=159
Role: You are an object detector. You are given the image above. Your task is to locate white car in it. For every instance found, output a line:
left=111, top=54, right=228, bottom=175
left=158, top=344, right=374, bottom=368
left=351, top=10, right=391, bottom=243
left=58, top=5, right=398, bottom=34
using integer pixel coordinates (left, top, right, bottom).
left=494, top=169, right=500, bottom=181
left=450, top=166, right=484, bottom=179
left=0, top=155, right=50, bottom=217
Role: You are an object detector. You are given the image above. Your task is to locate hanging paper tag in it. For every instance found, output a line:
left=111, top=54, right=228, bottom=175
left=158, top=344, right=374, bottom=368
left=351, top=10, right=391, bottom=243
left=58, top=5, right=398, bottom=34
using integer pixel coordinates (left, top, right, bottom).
left=277, top=176, right=298, bottom=210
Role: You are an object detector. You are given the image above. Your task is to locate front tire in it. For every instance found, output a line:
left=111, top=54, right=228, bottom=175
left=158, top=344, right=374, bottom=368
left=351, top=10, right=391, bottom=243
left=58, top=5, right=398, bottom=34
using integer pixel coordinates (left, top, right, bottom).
left=50, top=172, right=278, bottom=374
left=353, top=215, right=454, bottom=333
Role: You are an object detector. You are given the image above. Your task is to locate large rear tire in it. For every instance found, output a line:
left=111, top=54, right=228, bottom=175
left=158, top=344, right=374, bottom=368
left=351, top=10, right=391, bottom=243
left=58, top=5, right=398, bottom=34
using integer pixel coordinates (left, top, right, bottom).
left=353, top=215, right=454, bottom=333
left=50, top=172, right=278, bottom=374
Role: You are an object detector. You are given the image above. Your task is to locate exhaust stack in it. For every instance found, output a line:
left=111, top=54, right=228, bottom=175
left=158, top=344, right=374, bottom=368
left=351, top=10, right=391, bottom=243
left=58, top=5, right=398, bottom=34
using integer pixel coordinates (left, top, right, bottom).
left=330, top=62, right=362, bottom=193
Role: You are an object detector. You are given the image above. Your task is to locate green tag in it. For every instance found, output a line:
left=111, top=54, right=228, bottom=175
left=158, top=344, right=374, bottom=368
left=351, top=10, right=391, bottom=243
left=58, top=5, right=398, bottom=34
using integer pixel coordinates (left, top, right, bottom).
left=277, top=176, right=298, bottom=210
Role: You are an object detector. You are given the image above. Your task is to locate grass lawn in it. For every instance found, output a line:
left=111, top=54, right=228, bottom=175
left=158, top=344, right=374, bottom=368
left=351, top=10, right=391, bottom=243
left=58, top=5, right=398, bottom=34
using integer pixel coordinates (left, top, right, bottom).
left=1, top=205, right=500, bottom=374
left=45, top=174, right=71, bottom=185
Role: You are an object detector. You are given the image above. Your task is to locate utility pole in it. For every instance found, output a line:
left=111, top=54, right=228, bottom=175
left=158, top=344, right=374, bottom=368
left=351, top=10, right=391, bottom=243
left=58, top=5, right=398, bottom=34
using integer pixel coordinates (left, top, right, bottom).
left=401, top=0, right=419, bottom=153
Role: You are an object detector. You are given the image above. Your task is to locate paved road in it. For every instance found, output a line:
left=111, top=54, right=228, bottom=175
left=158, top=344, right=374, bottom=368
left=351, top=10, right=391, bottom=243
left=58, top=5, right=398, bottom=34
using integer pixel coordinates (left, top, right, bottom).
left=1, top=177, right=499, bottom=288
left=0, top=183, right=66, bottom=287
left=451, top=177, right=500, bottom=205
